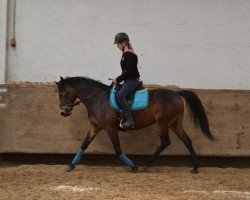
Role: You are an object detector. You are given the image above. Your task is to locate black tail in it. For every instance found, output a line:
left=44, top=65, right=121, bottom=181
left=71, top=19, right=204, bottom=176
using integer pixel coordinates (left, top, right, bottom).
left=178, top=90, right=214, bottom=140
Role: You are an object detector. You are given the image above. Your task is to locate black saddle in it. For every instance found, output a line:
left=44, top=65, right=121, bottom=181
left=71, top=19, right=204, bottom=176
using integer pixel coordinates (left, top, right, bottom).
left=114, top=81, right=144, bottom=106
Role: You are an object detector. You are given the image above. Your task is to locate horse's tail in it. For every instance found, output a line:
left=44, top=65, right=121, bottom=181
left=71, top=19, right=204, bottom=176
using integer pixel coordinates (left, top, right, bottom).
left=178, top=90, right=214, bottom=140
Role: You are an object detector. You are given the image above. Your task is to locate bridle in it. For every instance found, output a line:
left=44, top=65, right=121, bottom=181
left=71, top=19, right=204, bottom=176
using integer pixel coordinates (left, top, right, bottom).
left=63, top=90, right=75, bottom=110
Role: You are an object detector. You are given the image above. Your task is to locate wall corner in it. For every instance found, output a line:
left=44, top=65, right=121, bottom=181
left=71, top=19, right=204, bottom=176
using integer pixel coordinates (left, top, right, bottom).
left=0, top=0, right=8, bottom=84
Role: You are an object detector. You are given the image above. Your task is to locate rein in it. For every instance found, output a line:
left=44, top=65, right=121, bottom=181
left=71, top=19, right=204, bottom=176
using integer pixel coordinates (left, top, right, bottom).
left=72, top=100, right=82, bottom=107
left=72, top=90, right=103, bottom=107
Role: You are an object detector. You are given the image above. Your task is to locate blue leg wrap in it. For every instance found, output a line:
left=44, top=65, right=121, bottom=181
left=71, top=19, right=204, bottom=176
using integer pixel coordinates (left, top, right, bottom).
left=119, top=153, right=135, bottom=169
left=72, top=149, right=85, bottom=166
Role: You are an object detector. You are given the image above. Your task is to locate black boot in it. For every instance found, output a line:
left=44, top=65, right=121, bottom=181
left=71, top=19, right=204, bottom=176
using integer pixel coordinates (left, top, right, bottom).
left=119, top=98, right=135, bottom=129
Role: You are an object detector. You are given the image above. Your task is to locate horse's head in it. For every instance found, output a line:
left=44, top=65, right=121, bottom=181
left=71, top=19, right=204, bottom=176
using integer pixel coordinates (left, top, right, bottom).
left=55, top=76, right=77, bottom=117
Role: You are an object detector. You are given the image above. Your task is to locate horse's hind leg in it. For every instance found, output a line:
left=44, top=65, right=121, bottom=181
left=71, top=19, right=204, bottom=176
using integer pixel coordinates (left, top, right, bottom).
left=171, top=120, right=199, bottom=173
left=145, top=128, right=170, bottom=170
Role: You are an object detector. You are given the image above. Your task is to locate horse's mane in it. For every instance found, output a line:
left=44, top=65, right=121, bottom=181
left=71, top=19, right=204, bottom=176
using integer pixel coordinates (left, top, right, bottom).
left=63, top=76, right=109, bottom=90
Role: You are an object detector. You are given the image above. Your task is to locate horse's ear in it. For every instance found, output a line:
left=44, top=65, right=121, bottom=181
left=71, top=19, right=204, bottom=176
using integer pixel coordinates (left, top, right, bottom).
left=59, top=76, right=65, bottom=90
left=54, top=81, right=58, bottom=85
left=60, top=76, right=64, bottom=82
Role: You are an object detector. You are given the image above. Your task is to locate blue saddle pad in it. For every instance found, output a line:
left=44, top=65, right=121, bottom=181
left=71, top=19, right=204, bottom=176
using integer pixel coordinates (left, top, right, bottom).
left=110, top=87, right=149, bottom=112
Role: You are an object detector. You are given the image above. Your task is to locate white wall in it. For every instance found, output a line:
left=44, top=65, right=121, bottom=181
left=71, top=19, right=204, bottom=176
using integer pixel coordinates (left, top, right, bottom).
left=4, top=0, right=250, bottom=89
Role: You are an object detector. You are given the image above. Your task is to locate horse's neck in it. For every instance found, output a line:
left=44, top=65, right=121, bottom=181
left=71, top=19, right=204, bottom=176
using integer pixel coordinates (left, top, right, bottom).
left=75, top=85, right=94, bottom=100
left=77, top=85, right=109, bottom=107
left=80, top=89, right=110, bottom=121
left=72, top=84, right=111, bottom=125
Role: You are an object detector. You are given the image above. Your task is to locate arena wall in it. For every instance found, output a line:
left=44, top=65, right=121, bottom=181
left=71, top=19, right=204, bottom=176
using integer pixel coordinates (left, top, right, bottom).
left=0, top=1, right=250, bottom=156
left=0, top=84, right=249, bottom=156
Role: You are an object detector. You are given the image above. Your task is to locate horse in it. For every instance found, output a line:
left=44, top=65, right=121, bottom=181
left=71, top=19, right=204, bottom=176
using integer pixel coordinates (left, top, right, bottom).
left=55, top=76, right=214, bottom=174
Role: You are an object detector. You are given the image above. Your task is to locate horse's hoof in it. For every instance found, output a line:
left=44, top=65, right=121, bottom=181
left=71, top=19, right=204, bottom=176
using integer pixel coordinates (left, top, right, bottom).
left=67, top=163, right=75, bottom=172
left=144, top=164, right=151, bottom=171
left=191, top=169, right=198, bottom=174
left=131, top=165, right=139, bottom=173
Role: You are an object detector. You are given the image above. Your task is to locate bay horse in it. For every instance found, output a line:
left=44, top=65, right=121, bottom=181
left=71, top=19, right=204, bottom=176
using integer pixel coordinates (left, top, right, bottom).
left=55, top=76, right=214, bottom=174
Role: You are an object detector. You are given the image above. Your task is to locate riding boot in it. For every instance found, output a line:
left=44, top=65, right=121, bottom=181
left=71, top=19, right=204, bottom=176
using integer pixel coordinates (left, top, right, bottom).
left=119, top=98, right=135, bottom=129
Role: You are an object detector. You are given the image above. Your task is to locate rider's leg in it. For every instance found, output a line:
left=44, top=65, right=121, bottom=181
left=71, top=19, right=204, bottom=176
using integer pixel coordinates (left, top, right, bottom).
left=118, top=97, right=134, bottom=128
left=117, top=79, right=140, bottom=129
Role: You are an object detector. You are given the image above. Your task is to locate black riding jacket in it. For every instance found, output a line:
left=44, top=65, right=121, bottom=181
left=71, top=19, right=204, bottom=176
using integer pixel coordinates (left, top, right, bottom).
left=116, top=51, right=140, bottom=83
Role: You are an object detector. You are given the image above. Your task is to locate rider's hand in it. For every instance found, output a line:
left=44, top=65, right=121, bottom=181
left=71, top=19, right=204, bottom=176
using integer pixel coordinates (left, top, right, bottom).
left=112, top=79, right=117, bottom=85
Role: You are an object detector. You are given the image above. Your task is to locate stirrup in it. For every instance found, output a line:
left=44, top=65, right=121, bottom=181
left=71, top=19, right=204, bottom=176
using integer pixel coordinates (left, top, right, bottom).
left=119, top=117, right=124, bottom=125
left=119, top=119, right=126, bottom=129
left=120, top=120, right=135, bottom=129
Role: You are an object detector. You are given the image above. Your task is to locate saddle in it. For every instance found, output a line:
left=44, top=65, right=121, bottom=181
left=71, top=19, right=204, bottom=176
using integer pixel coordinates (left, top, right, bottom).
left=110, top=81, right=149, bottom=112
left=114, top=81, right=144, bottom=106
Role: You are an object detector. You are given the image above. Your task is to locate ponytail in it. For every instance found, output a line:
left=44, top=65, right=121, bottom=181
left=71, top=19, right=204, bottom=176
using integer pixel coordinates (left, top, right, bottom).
left=127, top=42, right=133, bottom=51
left=121, top=40, right=134, bottom=52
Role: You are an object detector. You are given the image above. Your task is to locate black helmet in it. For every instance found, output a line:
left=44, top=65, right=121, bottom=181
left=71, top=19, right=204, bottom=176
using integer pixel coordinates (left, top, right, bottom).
left=114, top=32, right=130, bottom=44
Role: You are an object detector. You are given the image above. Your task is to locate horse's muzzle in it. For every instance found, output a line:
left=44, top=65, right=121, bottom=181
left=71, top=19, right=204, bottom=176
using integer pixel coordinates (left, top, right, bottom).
left=60, top=109, right=71, bottom=117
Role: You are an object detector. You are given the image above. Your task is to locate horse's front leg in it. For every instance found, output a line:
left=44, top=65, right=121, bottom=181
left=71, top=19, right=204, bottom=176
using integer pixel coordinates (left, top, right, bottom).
left=67, top=125, right=101, bottom=172
left=107, top=129, right=138, bottom=172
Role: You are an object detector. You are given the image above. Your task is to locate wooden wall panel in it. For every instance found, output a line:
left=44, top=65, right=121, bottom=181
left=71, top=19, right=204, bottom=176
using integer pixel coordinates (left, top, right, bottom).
left=0, top=84, right=249, bottom=156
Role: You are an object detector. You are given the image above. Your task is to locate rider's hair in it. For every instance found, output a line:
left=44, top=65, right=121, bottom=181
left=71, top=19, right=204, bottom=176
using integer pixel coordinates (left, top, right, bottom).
left=123, top=41, right=133, bottom=50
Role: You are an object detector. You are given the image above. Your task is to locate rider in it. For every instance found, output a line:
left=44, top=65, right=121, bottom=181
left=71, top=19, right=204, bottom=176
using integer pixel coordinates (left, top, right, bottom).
left=112, top=32, right=141, bottom=129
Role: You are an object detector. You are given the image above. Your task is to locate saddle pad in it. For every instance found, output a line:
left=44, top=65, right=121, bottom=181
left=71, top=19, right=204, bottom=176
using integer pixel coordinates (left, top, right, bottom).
left=110, top=88, right=149, bottom=112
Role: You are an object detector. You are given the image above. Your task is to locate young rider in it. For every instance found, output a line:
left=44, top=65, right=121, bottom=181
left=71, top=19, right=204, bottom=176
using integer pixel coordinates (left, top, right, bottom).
left=113, top=32, right=141, bottom=129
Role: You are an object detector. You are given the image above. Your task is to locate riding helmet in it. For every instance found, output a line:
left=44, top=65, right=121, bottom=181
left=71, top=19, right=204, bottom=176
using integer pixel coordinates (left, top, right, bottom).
left=114, top=32, right=130, bottom=44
